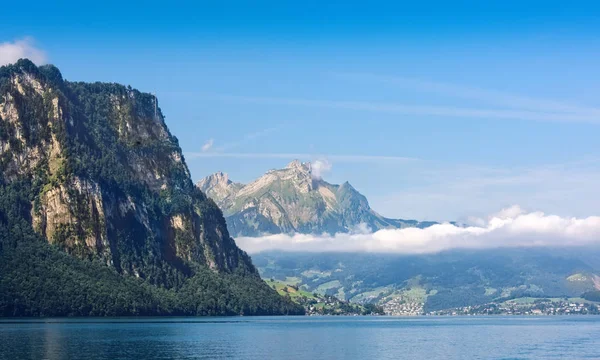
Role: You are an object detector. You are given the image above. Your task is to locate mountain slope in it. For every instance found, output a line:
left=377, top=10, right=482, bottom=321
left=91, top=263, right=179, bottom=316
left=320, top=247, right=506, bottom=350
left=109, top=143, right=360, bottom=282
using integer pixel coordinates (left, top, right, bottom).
left=198, top=160, right=434, bottom=237
left=0, top=59, right=302, bottom=316
left=254, top=249, right=600, bottom=314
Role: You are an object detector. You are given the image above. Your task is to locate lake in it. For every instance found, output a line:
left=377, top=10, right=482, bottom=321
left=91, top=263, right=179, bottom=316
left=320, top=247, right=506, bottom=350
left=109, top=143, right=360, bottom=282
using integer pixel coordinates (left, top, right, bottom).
left=1, top=316, right=599, bottom=359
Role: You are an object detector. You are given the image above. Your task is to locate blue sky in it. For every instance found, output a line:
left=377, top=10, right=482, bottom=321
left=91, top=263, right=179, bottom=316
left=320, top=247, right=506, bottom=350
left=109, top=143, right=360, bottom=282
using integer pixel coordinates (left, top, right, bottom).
left=2, top=1, right=600, bottom=221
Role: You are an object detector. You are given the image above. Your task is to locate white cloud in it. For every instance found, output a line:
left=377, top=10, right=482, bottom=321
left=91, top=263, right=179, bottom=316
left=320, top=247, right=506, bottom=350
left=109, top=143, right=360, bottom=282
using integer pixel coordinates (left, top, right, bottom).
left=201, top=139, right=214, bottom=152
left=0, top=37, right=47, bottom=66
left=213, top=126, right=282, bottom=152
left=311, top=159, right=332, bottom=180
left=235, top=206, right=600, bottom=254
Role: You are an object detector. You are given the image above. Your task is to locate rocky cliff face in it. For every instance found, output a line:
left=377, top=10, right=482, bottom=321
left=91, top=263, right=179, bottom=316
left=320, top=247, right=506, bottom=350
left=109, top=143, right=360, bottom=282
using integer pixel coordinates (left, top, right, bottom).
left=196, top=171, right=243, bottom=207
left=0, top=59, right=253, bottom=282
left=198, top=160, right=435, bottom=237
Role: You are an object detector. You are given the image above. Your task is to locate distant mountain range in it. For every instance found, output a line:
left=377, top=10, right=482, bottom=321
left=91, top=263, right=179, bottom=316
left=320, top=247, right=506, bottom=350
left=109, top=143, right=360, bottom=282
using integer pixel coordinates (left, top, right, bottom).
left=253, top=248, right=600, bottom=315
left=197, top=160, right=436, bottom=237
left=198, top=161, right=600, bottom=314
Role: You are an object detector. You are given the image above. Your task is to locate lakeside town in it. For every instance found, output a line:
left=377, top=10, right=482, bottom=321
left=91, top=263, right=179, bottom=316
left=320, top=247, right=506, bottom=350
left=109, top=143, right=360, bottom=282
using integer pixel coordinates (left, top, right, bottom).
left=380, top=298, right=600, bottom=316
left=381, top=299, right=424, bottom=316
left=429, top=299, right=600, bottom=316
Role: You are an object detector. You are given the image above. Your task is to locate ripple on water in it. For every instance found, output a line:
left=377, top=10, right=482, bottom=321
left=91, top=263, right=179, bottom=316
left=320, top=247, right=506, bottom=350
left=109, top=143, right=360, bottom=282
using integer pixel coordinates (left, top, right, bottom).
left=1, top=316, right=600, bottom=360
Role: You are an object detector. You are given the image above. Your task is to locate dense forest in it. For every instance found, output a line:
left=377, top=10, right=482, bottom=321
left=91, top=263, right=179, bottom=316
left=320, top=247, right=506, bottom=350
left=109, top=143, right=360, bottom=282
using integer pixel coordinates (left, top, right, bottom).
left=0, top=59, right=303, bottom=316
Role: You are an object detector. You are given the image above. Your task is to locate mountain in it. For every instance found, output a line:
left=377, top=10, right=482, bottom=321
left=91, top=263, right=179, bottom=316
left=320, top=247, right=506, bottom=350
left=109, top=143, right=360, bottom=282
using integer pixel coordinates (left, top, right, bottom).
left=197, top=160, right=435, bottom=237
left=253, top=248, right=600, bottom=314
left=0, top=59, right=303, bottom=316
left=197, top=162, right=600, bottom=313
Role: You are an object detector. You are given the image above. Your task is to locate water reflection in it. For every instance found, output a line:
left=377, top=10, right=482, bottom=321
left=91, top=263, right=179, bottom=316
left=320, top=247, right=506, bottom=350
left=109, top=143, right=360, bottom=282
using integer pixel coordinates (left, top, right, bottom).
left=43, top=321, right=64, bottom=360
left=1, top=317, right=599, bottom=359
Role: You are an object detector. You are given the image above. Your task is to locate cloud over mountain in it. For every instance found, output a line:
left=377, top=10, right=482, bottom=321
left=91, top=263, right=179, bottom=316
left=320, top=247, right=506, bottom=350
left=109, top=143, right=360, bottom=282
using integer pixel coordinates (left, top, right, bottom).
left=311, top=159, right=332, bottom=180
left=236, top=206, right=600, bottom=254
left=0, top=38, right=47, bottom=66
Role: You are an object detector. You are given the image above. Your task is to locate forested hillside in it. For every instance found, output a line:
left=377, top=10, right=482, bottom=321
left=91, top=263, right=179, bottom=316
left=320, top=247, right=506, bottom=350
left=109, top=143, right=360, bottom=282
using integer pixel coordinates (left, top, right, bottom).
left=0, top=59, right=303, bottom=316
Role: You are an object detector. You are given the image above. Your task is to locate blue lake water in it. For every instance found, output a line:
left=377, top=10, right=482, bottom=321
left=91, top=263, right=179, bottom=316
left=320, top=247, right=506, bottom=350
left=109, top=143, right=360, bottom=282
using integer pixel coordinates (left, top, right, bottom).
left=1, top=316, right=599, bottom=359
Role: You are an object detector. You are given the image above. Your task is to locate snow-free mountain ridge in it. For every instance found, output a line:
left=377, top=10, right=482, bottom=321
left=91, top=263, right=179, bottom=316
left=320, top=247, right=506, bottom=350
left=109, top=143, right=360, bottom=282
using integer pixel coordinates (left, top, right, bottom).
left=198, top=160, right=435, bottom=237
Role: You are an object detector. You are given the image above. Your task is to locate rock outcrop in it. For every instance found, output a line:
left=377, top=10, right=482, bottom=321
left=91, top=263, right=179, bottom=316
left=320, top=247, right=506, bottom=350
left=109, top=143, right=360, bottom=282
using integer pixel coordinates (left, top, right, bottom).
left=198, top=160, right=436, bottom=237
left=1, top=59, right=251, bottom=278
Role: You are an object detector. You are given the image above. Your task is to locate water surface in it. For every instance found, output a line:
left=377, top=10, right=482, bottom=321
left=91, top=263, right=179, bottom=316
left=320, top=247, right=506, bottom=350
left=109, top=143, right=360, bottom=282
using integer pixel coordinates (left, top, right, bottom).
left=1, top=316, right=599, bottom=359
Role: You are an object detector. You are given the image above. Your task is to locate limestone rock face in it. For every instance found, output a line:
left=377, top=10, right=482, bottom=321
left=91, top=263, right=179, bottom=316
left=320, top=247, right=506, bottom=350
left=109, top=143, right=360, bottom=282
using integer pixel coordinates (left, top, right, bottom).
left=196, top=171, right=243, bottom=207
left=0, top=59, right=254, bottom=281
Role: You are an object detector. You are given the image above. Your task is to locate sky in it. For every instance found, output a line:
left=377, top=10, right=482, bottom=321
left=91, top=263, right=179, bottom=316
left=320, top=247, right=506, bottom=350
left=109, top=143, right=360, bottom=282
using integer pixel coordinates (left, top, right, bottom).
left=2, top=1, right=600, bottom=225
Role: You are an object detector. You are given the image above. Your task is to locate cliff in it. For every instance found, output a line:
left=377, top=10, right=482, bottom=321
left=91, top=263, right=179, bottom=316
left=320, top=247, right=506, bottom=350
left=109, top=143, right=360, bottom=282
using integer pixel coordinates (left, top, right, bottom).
left=0, top=59, right=302, bottom=316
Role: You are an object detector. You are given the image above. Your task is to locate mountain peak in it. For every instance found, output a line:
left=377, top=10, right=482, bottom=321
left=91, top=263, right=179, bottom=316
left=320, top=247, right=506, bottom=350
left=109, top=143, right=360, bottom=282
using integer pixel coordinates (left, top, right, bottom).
left=283, top=160, right=312, bottom=183
left=207, top=171, right=230, bottom=184
left=285, top=159, right=310, bottom=170
left=197, top=161, right=433, bottom=237
left=197, top=172, right=243, bottom=205
left=339, top=181, right=357, bottom=191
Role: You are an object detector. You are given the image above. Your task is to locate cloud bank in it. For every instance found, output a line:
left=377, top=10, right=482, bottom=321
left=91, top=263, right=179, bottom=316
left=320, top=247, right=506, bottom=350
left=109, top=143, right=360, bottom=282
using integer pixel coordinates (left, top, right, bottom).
left=236, top=206, right=600, bottom=254
left=0, top=38, right=47, bottom=66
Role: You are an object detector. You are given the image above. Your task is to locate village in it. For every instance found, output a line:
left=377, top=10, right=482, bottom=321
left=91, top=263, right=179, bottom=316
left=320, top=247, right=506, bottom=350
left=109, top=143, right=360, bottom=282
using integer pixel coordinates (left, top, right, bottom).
left=428, top=299, right=600, bottom=316
left=381, top=298, right=424, bottom=316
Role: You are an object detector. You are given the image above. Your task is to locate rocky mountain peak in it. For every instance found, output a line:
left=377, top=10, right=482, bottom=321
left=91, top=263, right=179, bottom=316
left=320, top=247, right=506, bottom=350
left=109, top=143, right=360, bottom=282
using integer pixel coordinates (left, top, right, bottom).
left=285, top=159, right=313, bottom=174
left=285, top=159, right=305, bottom=169
left=214, top=171, right=229, bottom=182
left=283, top=159, right=313, bottom=183
left=196, top=171, right=242, bottom=205
left=198, top=161, right=434, bottom=237
left=339, top=181, right=357, bottom=191
left=199, top=171, right=230, bottom=186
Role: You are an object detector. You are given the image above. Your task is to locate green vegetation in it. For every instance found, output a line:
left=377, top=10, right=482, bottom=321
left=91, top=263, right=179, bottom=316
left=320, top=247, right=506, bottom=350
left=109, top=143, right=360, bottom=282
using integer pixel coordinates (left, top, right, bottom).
left=392, top=286, right=428, bottom=303
left=582, top=290, right=600, bottom=302
left=350, top=286, right=393, bottom=304
left=0, top=176, right=301, bottom=316
left=315, top=280, right=342, bottom=294
left=431, top=297, right=600, bottom=316
left=0, top=235, right=303, bottom=316
left=254, top=250, right=600, bottom=312
left=0, top=59, right=303, bottom=317
left=265, top=279, right=383, bottom=315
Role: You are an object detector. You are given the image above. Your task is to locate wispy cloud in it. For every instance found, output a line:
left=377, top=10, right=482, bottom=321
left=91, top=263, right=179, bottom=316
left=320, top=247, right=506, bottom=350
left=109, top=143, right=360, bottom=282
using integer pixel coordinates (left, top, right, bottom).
left=333, top=72, right=600, bottom=116
left=201, top=139, right=214, bottom=152
left=371, top=158, right=600, bottom=221
left=0, top=37, right=47, bottom=66
left=236, top=206, right=600, bottom=254
left=185, top=151, right=416, bottom=163
left=212, top=126, right=282, bottom=152
left=208, top=94, right=600, bottom=124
